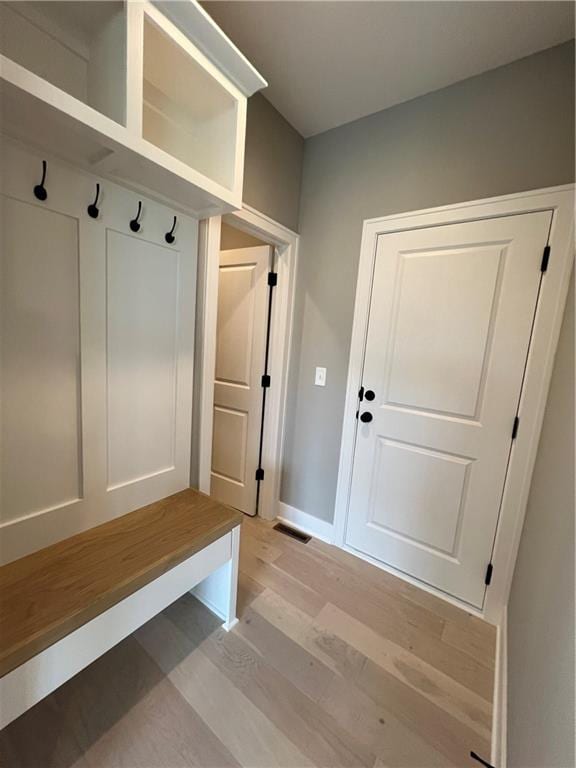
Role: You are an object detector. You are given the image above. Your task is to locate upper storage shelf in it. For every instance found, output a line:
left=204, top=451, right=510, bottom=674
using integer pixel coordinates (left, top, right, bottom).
left=0, top=1, right=267, bottom=215
left=0, top=2, right=127, bottom=123
left=142, top=12, right=238, bottom=192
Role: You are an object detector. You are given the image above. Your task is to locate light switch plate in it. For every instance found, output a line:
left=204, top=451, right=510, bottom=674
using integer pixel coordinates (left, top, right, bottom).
left=315, top=366, right=327, bottom=386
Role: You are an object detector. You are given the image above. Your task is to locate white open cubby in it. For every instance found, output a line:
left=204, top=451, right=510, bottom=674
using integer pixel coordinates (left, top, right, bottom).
left=142, top=12, right=238, bottom=191
left=0, top=1, right=263, bottom=214
left=0, top=1, right=127, bottom=125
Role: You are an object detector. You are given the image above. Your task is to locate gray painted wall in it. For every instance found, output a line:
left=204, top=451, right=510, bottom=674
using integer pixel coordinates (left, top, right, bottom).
left=220, top=221, right=266, bottom=249
left=243, top=93, right=304, bottom=232
left=280, top=41, right=575, bottom=522
left=507, top=274, right=575, bottom=768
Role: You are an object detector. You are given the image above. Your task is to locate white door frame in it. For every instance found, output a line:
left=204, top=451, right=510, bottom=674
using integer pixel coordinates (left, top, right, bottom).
left=196, top=205, right=299, bottom=520
left=334, top=184, right=574, bottom=625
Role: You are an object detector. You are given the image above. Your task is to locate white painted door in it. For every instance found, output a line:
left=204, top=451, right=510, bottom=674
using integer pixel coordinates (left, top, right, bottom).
left=211, top=246, right=271, bottom=515
left=346, top=211, right=552, bottom=608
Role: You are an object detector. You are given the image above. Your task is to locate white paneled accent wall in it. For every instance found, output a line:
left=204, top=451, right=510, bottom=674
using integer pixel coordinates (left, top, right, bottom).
left=0, top=142, right=197, bottom=564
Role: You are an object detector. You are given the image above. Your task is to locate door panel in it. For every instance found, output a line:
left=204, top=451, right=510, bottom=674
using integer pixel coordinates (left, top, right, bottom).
left=211, top=246, right=271, bottom=514
left=212, top=405, right=248, bottom=483
left=368, top=438, right=470, bottom=556
left=386, top=245, right=502, bottom=417
left=103, top=217, right=196, bottom=518
left=106, top=231, right=179, bottom=490
left=215, top=265, right=259, bottom=385
left=0, top=198, right=82, bottom=523
left=346, top=211, right=552, bottom=607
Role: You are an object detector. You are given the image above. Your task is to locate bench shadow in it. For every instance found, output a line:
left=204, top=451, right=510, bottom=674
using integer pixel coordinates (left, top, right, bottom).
left=0, top=595, right=221, bottom=768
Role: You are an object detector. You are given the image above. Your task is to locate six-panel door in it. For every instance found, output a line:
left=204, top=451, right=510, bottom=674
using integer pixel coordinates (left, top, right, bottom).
left=346, top=211, right=552, bottom=607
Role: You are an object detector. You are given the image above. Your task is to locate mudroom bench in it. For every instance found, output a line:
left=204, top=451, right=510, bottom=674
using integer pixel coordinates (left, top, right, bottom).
left=0, top=489, right=242, bottom=729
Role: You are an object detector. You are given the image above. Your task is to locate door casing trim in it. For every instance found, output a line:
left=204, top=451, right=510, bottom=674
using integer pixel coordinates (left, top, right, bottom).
left=196, top=206, right=299, bottom=520
left=333, top=184, right=574, bottom=625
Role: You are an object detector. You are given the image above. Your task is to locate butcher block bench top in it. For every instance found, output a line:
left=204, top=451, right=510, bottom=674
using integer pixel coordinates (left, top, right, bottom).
left=0, top=489, right=242, bottom=678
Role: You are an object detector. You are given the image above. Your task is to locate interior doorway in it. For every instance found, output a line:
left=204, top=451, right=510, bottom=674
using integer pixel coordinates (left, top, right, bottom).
left=195, top=206, right=299, bottom=521
left=210, top=223, right=274, bottom=516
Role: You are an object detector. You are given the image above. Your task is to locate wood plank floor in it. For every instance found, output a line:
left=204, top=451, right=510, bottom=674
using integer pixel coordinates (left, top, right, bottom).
left=0, top=516, right=496, bottom=768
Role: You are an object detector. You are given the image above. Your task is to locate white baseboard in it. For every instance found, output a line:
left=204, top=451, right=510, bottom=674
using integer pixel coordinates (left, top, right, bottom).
left=492, top=605, right=508, bottom=768
left=277, top=502, right=334, bottom=544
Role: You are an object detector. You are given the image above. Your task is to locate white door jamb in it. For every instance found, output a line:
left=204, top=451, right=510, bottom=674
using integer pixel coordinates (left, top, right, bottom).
left=334, top=184, right=574, bottom=625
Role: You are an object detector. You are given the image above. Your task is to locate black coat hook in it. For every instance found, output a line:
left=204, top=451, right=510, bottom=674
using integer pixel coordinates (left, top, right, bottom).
left=87, top=183, right=100, bottom=219
left=129, top=201, right=142, bottom=232
left=34, top=160, right=48, bottom=201
left=165, top=216, right=177, bottom=244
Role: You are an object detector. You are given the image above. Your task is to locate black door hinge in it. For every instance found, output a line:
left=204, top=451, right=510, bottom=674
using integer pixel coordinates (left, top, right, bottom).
left=261, top=374, right=271, bottom=388
left=512, top=415, right=520, bottom=440
left=484, top=563, right=493, bottom=586
left=255, top=467, right=264, bottom=481
left=268, top=272, right=277, bottom=287
left=540, top=245, right=551, bottom=273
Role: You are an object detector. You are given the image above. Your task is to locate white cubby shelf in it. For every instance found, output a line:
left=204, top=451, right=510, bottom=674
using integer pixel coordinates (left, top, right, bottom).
left=0, top=0, right=267, bottom=216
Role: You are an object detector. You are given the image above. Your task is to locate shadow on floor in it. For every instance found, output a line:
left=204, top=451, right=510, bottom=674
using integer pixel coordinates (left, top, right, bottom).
left=0, top=596, right=221, bottom=768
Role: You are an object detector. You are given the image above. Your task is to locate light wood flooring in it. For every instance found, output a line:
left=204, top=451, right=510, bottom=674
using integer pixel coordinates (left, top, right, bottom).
left=0, top=515, right=496, bottom=768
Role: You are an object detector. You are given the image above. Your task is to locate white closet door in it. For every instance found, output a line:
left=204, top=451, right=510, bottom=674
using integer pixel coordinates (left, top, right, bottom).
left=0, top=142, right=196, bottom=563
left=346, top=211, right=552, bottom=608
left=211, top=246, right=270, bottom=515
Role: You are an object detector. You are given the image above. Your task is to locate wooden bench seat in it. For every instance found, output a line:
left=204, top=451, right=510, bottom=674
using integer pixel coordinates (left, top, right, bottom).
left=0, top=489, right=242, bottom=728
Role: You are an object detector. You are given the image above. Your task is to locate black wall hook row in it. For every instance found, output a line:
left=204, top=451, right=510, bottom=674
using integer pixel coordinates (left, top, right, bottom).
left=165, top=215, right=177, bottom=244
left=87, top=183, right=100, bottom=219
left=33, top=160, right=48, bottom=201
left=129, top=201, right=142, bottom=232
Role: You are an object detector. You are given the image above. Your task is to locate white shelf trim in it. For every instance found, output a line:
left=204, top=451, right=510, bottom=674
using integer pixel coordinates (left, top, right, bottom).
left=152, top=0, right=268, bottom=97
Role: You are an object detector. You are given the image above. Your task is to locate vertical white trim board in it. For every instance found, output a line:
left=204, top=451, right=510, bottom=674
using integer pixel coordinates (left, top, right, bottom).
left=334, top=184, right=574, bottom=624
left=192, top=216, right=221, bottom=492
left=277, top=502, right=334, bottom=544
left=492, top=607, right=508, bottom=768
left=196, top=205, right=299, bottom=521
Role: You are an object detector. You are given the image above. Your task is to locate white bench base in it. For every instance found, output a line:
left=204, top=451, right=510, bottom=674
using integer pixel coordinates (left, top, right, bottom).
left=0, top=525, right=240, bottom=730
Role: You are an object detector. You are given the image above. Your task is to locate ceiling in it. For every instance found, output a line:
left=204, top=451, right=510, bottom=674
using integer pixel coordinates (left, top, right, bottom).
left=203, top=1, right=574, bottom=137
